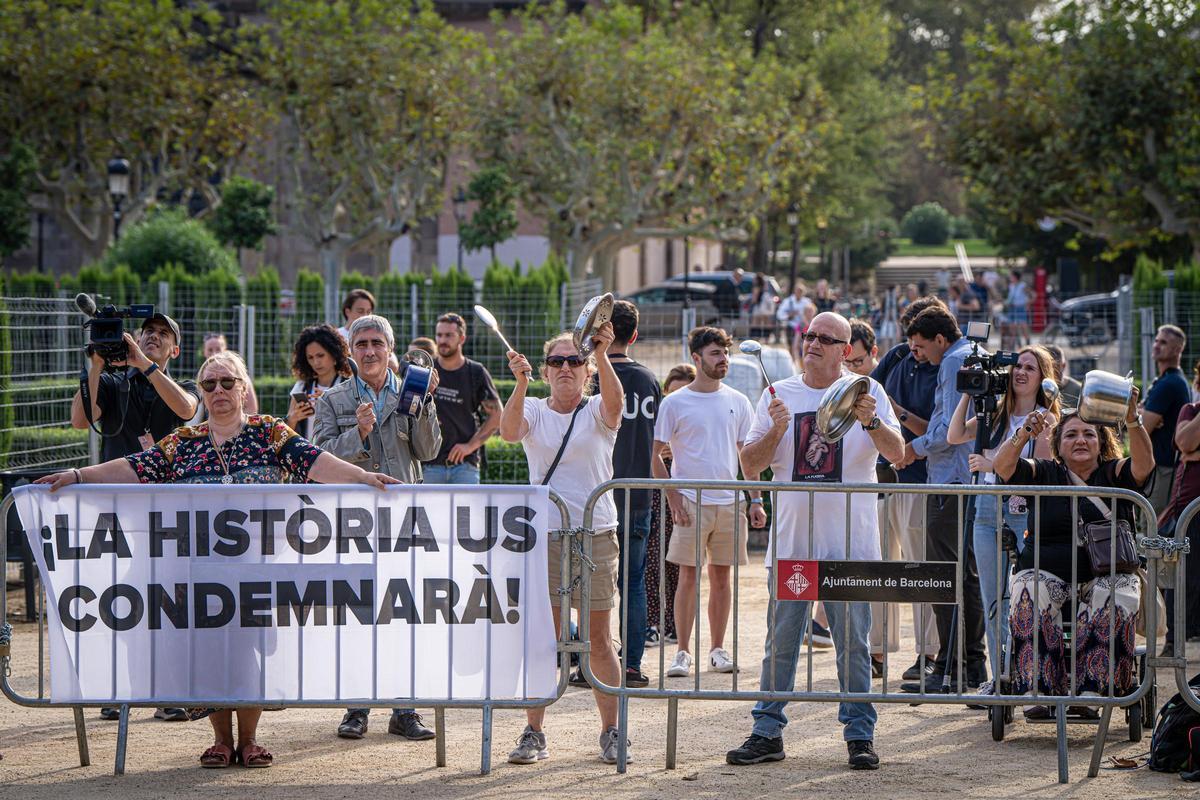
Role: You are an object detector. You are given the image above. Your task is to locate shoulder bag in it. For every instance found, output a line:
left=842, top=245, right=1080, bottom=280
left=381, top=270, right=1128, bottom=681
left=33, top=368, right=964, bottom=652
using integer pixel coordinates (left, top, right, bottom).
left=1067, top=469, right=1140, bottom=574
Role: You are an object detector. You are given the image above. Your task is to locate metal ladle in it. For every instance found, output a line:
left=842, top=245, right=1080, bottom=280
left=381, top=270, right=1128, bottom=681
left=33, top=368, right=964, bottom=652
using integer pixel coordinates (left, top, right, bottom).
left=1023, top=378, right=1061, bottom=433
left=473, top=304, right=531, bottom=378
left=739, top=339, right=776, bottom=397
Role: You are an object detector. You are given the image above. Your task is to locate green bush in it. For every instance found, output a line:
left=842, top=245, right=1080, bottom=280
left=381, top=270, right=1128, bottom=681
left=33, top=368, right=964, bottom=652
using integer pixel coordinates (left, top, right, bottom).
left=247, top=267, right=284, bottom=374
left=3, top=270, right=57, bottom=297
left=480, top=436, right=528, bottom=484
left=1132, top=254, right=1169, bottom=292
left=101, top=207, right=237, bottom=280
left=69, top=263, right=143, bottom=305
left=0, top=297, right=13, bottom=462
left=900, top=202, right=953, bottom=246
left=951, top=215, right=976, bottom=240
left=295, top=269, right=324, bottom=327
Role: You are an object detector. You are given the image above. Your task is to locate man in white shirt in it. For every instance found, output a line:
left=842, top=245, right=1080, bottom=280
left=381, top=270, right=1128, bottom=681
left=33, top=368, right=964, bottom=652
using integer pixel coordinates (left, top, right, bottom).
left=652, top=326, right=765, bottom=679
left=725, top=312, right=904, bottom=771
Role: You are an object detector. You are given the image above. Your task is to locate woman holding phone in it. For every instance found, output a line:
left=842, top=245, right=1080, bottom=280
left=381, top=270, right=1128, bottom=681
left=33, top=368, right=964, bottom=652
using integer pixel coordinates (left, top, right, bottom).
left=287, top=324, right=352, bottom=439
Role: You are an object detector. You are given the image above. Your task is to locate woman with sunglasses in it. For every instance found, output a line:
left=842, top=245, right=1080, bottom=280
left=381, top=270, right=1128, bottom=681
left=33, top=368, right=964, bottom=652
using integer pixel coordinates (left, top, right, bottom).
left=499, top=322, right=629, bottom=765
left=36, top=350, right=399, bottom=769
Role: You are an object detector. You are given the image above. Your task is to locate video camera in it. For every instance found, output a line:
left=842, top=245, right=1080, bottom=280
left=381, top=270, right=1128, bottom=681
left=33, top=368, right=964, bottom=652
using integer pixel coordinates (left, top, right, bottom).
left=955, top=321, right=1019, bottom=398
left=75, top=293, right=154, bottom=366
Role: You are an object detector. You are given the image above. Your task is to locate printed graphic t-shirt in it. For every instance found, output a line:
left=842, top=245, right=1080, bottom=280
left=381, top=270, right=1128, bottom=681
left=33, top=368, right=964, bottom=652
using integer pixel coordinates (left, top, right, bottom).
left=747, top=373, right=899, bottom=562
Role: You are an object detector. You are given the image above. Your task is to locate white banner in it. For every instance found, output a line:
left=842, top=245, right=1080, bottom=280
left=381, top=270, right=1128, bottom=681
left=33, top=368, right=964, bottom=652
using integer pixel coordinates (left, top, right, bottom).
left=14, top=484, right=559, bottom=705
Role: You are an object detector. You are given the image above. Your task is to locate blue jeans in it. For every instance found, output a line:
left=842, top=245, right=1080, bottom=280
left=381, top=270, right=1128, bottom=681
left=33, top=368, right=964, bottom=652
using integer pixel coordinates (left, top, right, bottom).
left=752, top=587, right=876, bottom=742
left=422, top=462, right=480, bottom=484
left=972, top=494, right=1026, bottom=680
left=616, top=506, right=650, bottom=672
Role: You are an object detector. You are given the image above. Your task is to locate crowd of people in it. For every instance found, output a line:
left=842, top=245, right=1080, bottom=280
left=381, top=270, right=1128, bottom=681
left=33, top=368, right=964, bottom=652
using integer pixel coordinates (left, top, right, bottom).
left=38, top=281, right=1188, bottom=773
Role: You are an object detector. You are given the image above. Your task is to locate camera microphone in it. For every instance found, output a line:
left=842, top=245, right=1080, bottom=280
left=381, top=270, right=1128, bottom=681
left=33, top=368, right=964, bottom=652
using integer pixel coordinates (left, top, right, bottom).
left=74, top=293, right=97, bottom=317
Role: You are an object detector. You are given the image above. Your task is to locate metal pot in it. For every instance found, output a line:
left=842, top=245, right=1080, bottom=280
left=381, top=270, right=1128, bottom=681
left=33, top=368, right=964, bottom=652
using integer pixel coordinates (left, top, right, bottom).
left=816, top=373, right=869, bottom=443
left=572, top=292, right=615, bottom=358
left=1077, top=369, right=1134, bottom=426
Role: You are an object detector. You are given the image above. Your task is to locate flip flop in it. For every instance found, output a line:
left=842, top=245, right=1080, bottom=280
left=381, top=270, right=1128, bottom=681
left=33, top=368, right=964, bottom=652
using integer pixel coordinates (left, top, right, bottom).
left=200, top=743, right=234, bottom=769
left=237, top=742, right=274, bottom=768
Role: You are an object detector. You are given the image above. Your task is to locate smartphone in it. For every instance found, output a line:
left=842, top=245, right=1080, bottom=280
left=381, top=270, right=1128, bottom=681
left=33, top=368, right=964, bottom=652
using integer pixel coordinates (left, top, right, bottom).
left=290, top=391, right=311, bottom=406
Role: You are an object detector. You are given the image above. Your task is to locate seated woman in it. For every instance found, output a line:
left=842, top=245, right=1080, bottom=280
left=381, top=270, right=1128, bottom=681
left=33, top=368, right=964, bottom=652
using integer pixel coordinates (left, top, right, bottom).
left=992, top=395, right=1154, bottom=715
left=37, top=351, right=398, bottom=769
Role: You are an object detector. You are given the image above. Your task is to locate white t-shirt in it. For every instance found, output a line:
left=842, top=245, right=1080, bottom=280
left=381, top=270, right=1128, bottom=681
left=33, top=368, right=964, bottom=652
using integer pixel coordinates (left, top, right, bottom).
left=654, top=383, right=755, bottom=505
left=522, top=394, right=619, bottom=530
left=978, top=406, right=1045, bottom=485
left=748, top=373, right=900, bottom=562
left=290, top=377, right=343, bottom=440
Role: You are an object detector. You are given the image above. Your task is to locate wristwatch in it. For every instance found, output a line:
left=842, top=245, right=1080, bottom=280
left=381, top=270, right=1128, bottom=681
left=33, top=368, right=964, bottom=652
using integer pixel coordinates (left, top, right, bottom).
left=1128, top=413, right=1144, bottom=429
left=864, top=416, right=882, bottom=431
left=750, top=498, right=764, bottom=505
left=142, top=362, right=159, bottom=378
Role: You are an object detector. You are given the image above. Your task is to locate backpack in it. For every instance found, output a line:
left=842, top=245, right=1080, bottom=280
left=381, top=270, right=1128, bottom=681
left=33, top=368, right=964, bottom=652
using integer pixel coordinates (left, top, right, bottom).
left=1149, top=673, right=1200, bottom=777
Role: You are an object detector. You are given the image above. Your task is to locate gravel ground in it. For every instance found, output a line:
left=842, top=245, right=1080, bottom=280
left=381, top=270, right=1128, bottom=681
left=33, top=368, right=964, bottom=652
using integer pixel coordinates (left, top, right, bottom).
left=2, top=568, right=1196, bottom=798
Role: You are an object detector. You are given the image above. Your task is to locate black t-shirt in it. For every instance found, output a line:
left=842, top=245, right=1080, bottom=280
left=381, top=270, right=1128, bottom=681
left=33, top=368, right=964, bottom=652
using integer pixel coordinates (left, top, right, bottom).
left=590, top=357, right=661, bottom=511
left=1008, top=458, right=1148, bottom=583
left=430, top=358, right=499, bottom=467
left=95, top=368, right=200, bottom=461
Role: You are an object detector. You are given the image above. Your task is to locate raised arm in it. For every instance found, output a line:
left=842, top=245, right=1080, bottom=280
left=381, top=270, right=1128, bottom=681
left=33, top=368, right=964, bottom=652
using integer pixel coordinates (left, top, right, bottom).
left=591, top=322, right=623, bottom=429
left=499, top=351, right=532, bottom=442
left=947, top=392, right=976, bottom=446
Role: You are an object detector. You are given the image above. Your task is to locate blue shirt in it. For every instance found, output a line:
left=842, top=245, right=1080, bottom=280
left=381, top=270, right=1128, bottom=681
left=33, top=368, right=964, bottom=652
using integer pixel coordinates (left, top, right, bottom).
left=1145, top=366, right=1190, bottom=467
left=911, top=337, right=975, bottom=485
left=872, top=342, right=938, bottom=483
left=356, top=371, right=398, bottom=423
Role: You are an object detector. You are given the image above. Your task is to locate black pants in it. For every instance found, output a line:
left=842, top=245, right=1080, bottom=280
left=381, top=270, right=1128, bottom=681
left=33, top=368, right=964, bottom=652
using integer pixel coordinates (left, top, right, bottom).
left=926, top=493, right=987, bottom=673
left=1166, top=515, right=1200, bottom=642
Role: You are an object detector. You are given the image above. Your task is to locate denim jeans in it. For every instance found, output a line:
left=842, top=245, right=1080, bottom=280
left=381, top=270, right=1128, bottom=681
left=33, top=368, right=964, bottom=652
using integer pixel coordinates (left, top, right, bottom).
left=752, top=585, right=876, bottom=742
left=422, top=462, right=480, bottom=484
left=971, top=495, right=1026, bottom=680
left=616, top=505, right=650, bottom=672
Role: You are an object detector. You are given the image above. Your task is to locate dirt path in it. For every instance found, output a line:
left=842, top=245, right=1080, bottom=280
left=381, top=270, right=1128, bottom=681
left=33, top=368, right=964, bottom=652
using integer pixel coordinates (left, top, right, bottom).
left=1, top=570, right=1195, bottom=798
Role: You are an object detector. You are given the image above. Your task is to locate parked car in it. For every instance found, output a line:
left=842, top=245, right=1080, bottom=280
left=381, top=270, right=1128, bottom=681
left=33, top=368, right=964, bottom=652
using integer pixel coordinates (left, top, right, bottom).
left=620, top=281, right=722, bottom=337
left=1058, top=290, right=1118, bottom=347
left=726, top=345, right=797, bottom=404
left=664, top=270, right=784, bottom=302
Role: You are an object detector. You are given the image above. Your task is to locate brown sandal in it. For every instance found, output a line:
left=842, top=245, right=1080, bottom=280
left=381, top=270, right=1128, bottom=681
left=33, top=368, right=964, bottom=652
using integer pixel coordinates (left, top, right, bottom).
left=237, top=742, right=274, bottom=768
left=200, top=743, right=234, bottom=768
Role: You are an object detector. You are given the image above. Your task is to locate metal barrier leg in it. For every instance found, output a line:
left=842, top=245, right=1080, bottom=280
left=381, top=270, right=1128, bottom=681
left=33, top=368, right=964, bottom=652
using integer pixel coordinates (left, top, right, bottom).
left=435, top=708, right=446, bottom=767
left=1055, top=705, right=1068, bottom=784
left=616, top=694, right=629, bottom=774
left=72, top=706, right=90, bottom=767
left=1087, top=706, right=1114, bottom=778
left=479, top=705, right=492, bottom=776
left=665, top=697, right=678, bottom=770
left=114, top=704, right=130, bottom=776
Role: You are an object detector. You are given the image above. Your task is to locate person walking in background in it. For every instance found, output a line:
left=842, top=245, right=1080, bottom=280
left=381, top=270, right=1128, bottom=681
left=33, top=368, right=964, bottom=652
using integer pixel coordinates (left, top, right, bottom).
left=286, top=324, right=352, bottom=440
left=653, top=327, right=764, bottom=680
left=778, top=282, right=816, bottom=366
left=1142, top=325, right=1190, bottom=516
left=646, top=364, right=694, bottom=646
left=846, top=319, right=879, bottom=377
left=202, top=333, right=258, bottom=414
left=813, top=278, right=837, bottom=314
left=337, top=288, right=376, bottom=343
left=424, top=312, right=501, bottom=485
left=1004, top=270, right=1031, bottom=348
left=1045, top=344, right=1083, bottom=409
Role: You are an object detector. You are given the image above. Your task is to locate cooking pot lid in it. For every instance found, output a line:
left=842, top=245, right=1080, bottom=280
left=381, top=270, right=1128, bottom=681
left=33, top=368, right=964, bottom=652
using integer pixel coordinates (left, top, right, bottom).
left=816, top=373, right=870, bottom=443
left=572, top=293, right=615, bottom=358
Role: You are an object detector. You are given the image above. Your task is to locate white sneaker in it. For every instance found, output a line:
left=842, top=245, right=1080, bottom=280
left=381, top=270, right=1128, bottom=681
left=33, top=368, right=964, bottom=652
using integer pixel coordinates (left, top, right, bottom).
left=508, top=725, right=549, bottom=764
left=709, top=647, right=736, bottom=673
left=599, top=726, right=634, bottom=764
left=666, top=650, right=693, bottom=677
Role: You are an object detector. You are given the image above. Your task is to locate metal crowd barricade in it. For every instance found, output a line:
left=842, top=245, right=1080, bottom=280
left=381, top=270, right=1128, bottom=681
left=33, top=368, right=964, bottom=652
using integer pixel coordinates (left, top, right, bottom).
left=580, top=479, right=1163, bottom=783
left=0, top=489, right=577, bottom=777
left=1157, top=495, right=1198, bottom=713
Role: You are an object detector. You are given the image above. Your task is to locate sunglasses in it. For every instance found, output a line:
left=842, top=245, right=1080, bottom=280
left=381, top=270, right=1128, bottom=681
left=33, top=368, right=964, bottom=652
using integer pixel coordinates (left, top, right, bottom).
left=802, top=332, right=849, bottom=347
left=199, top=377, right=240, bottom=393
left=545, top=355, right=586, bottom=368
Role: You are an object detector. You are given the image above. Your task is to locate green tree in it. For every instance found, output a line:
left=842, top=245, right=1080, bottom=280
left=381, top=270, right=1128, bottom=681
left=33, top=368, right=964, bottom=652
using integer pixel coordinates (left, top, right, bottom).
left=459, top=165, right=518, bottom=264
left=0, top=1, right=263, bottom=263
left=925, top=0, right=1200, bottom=262
left=100, top=208, right=237, bottom=280
left=209, top=176, right=277, bottom=265
left=260, top=0, right=477, bottom=322
left=0, top=141, right=36, bottom=260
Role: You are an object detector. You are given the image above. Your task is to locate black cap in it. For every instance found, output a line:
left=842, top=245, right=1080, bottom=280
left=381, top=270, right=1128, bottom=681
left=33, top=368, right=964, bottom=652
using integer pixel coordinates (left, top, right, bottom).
left=141, top=313, right=181, bottom=345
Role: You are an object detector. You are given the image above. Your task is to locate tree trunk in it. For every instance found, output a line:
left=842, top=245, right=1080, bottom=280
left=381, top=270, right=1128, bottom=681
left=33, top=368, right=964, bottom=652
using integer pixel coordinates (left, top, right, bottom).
left=319, top=243, right=347, bottom=325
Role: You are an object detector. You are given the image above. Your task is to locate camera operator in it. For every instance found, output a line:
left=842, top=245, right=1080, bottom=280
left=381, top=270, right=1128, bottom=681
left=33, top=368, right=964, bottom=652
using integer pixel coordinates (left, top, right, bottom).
left=68, top=312, right=198, bottom=723
left=70, top=314, right=200, bottom=462
left=896, top=306, right=987, bottom=694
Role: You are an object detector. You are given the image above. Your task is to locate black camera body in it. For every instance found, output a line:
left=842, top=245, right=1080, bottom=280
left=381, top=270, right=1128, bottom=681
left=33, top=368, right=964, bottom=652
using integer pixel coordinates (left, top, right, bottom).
left=78, top=294, right=154, bottom=365
left=955, top=321, right=1019, bottom=398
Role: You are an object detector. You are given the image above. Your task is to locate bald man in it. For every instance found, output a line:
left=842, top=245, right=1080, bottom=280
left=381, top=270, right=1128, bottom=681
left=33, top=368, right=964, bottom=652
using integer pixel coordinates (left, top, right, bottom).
left=727, top=312, right=904, bottom=771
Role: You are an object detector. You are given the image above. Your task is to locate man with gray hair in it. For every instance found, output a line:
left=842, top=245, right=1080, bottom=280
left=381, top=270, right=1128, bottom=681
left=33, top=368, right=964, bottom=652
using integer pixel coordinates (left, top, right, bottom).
left=314, top=313, right=443, bottom=741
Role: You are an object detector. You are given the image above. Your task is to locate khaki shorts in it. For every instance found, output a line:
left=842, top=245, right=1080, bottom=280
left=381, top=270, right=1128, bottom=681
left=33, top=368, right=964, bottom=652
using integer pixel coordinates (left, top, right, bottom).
left=547, top=528, right=619, bottom=611
left=666, top=498, right=749, bottom=567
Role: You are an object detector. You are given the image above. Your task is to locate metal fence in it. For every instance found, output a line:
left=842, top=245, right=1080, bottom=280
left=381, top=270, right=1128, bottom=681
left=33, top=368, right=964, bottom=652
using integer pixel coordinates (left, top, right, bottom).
left=0, top=488, right=578, bottom=776
left=579, top=479, right=1167, bottom=784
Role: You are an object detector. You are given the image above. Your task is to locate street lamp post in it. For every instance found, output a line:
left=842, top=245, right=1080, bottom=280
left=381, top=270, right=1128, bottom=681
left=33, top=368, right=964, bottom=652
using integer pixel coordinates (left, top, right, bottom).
left=107, top=157, right=130, bottom=242
left=786, top=203, right=800, bottom=292
left=452, top=186, right=468, bottom=272
left=816, top=217, right=828, bottom=282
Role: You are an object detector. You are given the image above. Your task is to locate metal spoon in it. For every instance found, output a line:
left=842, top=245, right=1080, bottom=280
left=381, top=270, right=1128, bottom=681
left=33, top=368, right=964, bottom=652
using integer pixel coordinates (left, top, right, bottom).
left=1024, top=377, right=1061, bottom=433
left=474, top=304, right=531, bottom=378
left=739, top=339, right=776, bottom=396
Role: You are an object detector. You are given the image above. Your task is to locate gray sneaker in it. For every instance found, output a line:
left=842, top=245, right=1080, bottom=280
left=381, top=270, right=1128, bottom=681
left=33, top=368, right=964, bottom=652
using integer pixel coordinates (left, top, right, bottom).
left=599, top=726, right=634, bottom=764
left=508, top=725, right=548, bottom=764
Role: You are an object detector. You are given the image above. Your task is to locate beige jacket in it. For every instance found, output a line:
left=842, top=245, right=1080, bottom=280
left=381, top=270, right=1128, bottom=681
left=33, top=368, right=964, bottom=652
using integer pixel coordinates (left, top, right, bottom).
left=313, top=378, right=441, bottom=483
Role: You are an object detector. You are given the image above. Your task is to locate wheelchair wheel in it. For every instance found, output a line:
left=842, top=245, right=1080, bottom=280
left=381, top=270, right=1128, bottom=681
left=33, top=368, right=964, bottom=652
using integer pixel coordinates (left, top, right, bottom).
left=991, top=705, right=1006, bottom=741
left=1142, top=683, right=1157, bottom=731
left=1128, top=705, right=1143, bottom=742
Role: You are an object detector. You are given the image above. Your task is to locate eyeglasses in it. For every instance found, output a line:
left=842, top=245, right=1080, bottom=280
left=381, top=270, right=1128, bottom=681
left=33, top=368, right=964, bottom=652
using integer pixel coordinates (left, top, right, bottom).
left=802, top=332, right=848, bottom=347
left=545, top=355, right=586, bottom=368
left=845, top=356, right=868, bottom=369
left=199, top=377, right=240, bottom=393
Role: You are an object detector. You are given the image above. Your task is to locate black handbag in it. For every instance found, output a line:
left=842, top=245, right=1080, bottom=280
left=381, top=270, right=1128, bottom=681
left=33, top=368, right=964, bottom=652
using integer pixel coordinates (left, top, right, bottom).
left=1069, top=471, right=1140, bottom=574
